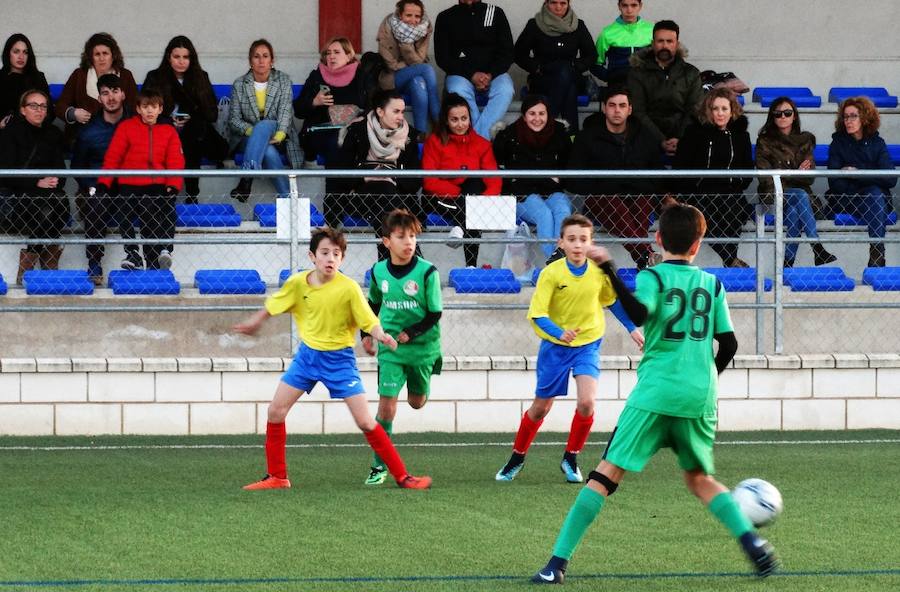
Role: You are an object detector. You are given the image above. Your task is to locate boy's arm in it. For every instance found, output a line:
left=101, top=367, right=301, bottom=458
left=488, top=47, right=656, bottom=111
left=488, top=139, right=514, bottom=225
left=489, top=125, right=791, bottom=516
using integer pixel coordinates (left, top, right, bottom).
left=590, top=251, right=648, bottom=326
left=232, top=308, right=270, bottom=335
left=607, top=300, right=636, bottom=333
left=714, top=331, right=738, bottom=374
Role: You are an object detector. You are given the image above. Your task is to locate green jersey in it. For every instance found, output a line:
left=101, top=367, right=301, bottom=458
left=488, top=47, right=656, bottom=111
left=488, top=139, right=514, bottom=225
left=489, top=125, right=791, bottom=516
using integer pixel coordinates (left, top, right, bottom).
left=626, top=261, right=733, bottom=418
left=368, top=256, right=442, bottom=365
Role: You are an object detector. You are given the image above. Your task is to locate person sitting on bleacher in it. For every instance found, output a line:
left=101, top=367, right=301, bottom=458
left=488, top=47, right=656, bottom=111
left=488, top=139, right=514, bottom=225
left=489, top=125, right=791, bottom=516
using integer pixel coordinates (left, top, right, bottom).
left=434, top=0, right=515, bottom=140
left=567, top=86, right=663, bottom=269
left=97, top=88, right=184, bottom=272
left=72, top=74, right=130, bottom=286
left=627, top=20, right=702, bottom=157
left=423, top=92, right=502, bottom=268
left=376, top=0, right=440, bottom=134
left=0, top=89, right=68, bottom=284
left=673, top=87, right=753, bottom=268
left=227, top=39, right=301, bottom=202
left=828, top=97, right=897, bottom=268
left=514, top=0, right=597, bottom=133
left=54, top=33, right=138, bottom=147
left=0, top=34, right=52, bottom=130
left=492, top=94, right=572, bottom=260
left=334, top=89, right=423, bottom=262
left=591, top=0, right=652, bottom=86
left=756, top=96, right=836, bottom=268
left=143, top=36, right=228, bottom=204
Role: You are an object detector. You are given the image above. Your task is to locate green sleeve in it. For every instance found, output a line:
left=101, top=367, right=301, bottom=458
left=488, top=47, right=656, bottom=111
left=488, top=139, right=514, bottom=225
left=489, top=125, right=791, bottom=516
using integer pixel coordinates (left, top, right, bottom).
left=595, top=29, right=610, bottom=65
left=634, top=270, right=660, bottom=317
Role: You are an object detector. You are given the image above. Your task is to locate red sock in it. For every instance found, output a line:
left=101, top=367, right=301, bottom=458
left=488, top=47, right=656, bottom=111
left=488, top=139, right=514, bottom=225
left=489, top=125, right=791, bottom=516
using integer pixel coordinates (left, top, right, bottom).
left=512, top=412, right=544, bottom=454
left=265, top=421, right=287, bottom=479
left=566, top=411, right=594, bottom=454
left=365, top=424, right=408, bottom=481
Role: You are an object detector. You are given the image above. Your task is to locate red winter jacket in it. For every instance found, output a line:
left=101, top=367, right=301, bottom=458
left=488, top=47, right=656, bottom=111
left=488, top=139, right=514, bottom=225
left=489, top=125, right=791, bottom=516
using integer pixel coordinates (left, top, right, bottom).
left=422, top=130, right=502, bottom=197
left=98, top=116, right=184, bottom=190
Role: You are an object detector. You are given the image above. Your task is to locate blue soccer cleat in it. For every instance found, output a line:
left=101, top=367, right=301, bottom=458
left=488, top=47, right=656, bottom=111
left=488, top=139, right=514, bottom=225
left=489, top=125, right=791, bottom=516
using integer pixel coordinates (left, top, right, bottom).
left=739, top=532, right=779, bottom=577
left=531, top=557, right=568, bottom=584
left=560, top=457, right=583, bottom=483
left=495, top=459, right=524, bottom=482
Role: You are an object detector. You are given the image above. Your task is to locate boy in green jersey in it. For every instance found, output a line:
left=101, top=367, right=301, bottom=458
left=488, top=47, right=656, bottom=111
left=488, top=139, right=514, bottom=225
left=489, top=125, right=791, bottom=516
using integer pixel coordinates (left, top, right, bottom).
left=361, top=209, right=443, bottom=485
left=531, top=203, right=778, bottom=584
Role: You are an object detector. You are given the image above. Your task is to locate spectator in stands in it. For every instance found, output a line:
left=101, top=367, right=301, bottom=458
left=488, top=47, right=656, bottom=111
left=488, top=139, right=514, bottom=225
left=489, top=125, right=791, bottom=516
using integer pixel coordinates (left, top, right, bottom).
left=673, top=87, right=753, bottom=267
left=423, top=92, right=502, bottom=268
left=567, top=87, right=663, bottom=269
left=54, top=33, right=138, bottom=146
left=627, top=20, right=703, bottom=156
left=756, top=97, right=836, bottom=268
left=97, top=89, right=184, bottom=272
left=493, top=94, right=572, bottom=259
left=228, top=39, right=301, bottom=202
left=514, top=0, right=597, bottom=132
left=828, top=97, right=897, bottom=268
left=434, top=0, right=515, bottom=140
left=0, top=34, right=51, bottom=129
left=72, top=74, right=130, bottom=285
left=377, top=0, right=441, bottom=134
left=334, top=89, right=423, bottom=261
left=591, top=0, right=652, bottom=85
left=0, top=90, right=68, bottom=283
left=143, top=36, right=228, bottom=204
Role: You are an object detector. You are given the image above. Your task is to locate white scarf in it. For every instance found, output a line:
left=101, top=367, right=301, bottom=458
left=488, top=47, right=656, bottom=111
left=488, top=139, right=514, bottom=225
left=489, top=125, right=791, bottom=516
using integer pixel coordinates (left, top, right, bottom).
left=366, top=110, right=409, bottom=162
left=389, top=14, right=430, bottom=45
left=86, top=68, right=100, bottom=101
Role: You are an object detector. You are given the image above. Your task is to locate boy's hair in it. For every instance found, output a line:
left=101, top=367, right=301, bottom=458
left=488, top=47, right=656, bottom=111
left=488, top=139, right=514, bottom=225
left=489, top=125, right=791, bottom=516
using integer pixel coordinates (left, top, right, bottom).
left=658, top=202, right=706, bottom=255
left=382, top=208, right=422, bottom=236
left=559, top=213, right=593, bottom=236
left=309, top=227, right=347, bottom=254
left=136, top=88, right=164, bottom=108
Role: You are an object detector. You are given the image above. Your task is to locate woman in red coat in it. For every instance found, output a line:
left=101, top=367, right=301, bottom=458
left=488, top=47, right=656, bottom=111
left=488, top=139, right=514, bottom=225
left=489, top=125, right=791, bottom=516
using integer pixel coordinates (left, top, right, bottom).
left=422, top=92, right=501, bottom=267
left=98, top=89, right=184, bottom=272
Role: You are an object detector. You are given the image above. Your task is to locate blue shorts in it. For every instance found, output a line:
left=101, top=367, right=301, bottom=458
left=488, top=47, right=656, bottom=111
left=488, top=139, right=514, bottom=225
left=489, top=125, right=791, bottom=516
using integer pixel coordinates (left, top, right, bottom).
left=281, top=344, right=366, bottom=399
left=535, top=339, right=602, bottom=399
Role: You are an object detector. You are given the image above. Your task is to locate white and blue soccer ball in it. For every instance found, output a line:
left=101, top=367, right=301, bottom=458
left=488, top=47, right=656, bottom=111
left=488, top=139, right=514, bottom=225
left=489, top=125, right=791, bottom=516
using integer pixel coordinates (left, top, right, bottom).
left=732, top=478, right=784, bottom=527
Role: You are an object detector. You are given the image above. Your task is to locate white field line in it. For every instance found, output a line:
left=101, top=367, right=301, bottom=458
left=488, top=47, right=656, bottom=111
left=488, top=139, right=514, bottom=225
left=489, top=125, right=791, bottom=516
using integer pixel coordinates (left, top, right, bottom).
left=0, top=438, right=898, bottom=452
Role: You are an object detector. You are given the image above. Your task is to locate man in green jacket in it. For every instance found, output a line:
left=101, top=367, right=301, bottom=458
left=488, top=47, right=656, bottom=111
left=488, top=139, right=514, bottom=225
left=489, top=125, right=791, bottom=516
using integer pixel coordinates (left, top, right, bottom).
left=626, top=20, right=703, bottom=156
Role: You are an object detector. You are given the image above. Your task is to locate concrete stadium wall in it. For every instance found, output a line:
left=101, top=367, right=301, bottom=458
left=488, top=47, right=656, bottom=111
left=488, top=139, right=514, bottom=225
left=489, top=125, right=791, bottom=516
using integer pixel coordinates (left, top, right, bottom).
left=1, top=354, right=899, bottom=436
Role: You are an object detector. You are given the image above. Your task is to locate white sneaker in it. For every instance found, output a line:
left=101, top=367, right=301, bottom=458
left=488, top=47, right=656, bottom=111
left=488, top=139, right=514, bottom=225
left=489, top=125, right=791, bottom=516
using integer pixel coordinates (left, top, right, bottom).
left=157, top=249, right=173, bottom=270
left=447, top=226, right=464, bottom=249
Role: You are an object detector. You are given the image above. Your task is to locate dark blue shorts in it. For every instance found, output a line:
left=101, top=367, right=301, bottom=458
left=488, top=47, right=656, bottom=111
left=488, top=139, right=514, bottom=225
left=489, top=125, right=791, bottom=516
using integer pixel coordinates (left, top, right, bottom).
left=535, top=338, right=602, bottom=399
left=281, top=344, right=365, bottom=399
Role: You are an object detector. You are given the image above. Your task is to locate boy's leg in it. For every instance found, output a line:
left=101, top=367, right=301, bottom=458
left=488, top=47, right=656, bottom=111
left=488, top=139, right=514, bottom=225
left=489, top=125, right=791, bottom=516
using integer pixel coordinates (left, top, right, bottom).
left=496, top=397, right=552, bottom=481
left=367, top=395, right=398, bottom=485
left=562, top=375, right=597, bottom=483
left=344, top=394, right=431, bottom=489
left=243, top=381, right=304, bottom=490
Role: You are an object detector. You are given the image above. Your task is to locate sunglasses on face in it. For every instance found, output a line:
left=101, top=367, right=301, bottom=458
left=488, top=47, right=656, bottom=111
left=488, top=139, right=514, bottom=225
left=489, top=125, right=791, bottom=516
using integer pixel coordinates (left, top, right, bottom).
left=772, top=109, right=794, bottom=118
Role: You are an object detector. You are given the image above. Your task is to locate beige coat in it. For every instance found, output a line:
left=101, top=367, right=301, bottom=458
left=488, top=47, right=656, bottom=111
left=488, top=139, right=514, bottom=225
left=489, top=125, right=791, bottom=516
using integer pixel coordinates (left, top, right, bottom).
left=376, top=14, right=433, bottom=90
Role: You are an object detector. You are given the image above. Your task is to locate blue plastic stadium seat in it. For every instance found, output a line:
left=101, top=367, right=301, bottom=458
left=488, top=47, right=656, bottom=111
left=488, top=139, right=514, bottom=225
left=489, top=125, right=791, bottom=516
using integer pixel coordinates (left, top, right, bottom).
left=0, top=273, right=7, bottom=295
left=764, top=213, right=775, bottom=226
left=253, top=203, right=327, bottom=228
left=195, top=269, right=266, bottom=294
left=48, top=83, right=64, bottom=102
left=342, top=214, right=369, bottom=227
left=520, top=86, right=589, bottom=107
left=888, top=145, right=900, bottom=166
left=426, top=213, right=452, bottom=227
left=752, top=87, right=822, bottom=108
left=862, top=267, right=900, bottom=291
left=813, top=144, right=830, bottom=166
left=212, top=84, right=231, bottom=101
left=617, top=267, right=638, bottom=291
left=703, top=268, right=772, bottom=292
left=293, top=84, right=303, bottom=100
left=783, top=266, right=855, bottom=292
left=176, top=203, right=242, bottom=227
left=834, top=212, right=897, bottom=226
left=107, top=270, right=180, bottom=295
left=828, top=87, right=898, bottom=109
left=448, top=268, right=521, bottom=294
left=22, top=270, right=94, bottom=295
left=278, top=269, right=307, bottom=286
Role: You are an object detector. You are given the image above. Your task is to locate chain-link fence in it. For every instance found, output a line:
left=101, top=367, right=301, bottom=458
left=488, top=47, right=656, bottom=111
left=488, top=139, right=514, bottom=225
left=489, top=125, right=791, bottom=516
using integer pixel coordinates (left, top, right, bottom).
left=1, top=168, right=898, bottom=357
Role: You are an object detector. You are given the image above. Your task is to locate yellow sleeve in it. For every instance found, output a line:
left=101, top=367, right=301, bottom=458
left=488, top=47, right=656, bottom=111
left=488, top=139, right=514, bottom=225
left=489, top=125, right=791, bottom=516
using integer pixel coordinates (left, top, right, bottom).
left=348, top=279, right=379, bottom=333
left=597, top=271, right=617, bottom=308
left=265, top=274, right=301, bottom=316
left=527, top=266, right=555, bottom=320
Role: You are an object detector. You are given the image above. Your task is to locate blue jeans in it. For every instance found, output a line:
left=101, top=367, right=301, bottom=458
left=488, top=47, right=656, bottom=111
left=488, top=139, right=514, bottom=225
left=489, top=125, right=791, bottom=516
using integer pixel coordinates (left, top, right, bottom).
left=783, top=188, right=819, bottom=261
left=858, top=185, right=889, bottom=239
left=445, top=73, right=514, bottom=140
left=394, top=63, right=440, bottom=132
left=239, top=119, right=289, bottom=197
left=516, top=192, right=572, bottom=257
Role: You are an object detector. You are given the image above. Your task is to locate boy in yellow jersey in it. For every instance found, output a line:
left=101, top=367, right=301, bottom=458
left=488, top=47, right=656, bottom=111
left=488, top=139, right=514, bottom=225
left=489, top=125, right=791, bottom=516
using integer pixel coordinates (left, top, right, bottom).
left=234, top=227, right=431, bottom=490
left=496, top=214, right=643, bottom=484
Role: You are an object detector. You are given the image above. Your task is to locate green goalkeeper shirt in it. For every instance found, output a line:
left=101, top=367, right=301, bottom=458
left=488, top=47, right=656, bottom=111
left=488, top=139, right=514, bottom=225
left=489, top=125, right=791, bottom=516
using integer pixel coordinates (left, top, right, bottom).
left=368, top=256, right=443, bottom=365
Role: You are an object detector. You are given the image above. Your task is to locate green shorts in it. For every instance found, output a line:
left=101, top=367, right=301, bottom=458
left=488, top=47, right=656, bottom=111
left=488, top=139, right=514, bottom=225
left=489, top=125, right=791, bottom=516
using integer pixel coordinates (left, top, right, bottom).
left=377, top=357, right=442, bottom=397
left=603, top=406, right=717, bottom=475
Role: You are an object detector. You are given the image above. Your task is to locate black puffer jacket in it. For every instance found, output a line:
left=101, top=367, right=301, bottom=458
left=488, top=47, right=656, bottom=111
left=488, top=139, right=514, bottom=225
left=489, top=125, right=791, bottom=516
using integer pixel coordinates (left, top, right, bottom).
left=492, top=119, right=571, bottom=199
left=566, top=115, right=663, bottom=196
left=514, top=18, right=597, bottom=77
left=0, top=113, right=67, bottom=195
left=672, top=115, right=753, bottom=195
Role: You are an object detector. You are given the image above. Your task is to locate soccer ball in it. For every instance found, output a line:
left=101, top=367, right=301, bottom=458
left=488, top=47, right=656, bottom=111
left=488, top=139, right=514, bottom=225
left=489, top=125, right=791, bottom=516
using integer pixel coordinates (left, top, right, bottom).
left=732, top=478, right=783, bottom=527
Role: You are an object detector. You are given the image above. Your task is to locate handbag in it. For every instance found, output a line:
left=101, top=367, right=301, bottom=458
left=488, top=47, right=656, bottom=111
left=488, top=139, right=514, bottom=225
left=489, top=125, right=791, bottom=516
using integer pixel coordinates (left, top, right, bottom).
left=328, top=104, right=362, bottom=126
left=501, top=221, right=541, bottom=279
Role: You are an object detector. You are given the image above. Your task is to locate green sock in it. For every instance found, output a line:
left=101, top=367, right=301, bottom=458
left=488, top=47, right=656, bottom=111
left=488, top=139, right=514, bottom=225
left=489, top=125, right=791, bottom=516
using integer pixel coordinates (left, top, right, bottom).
left=551, top=487, right=606, bottom=560
left=708, top=491, right=755, bottom=538
left=372, top=417, right=393, bottom=468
